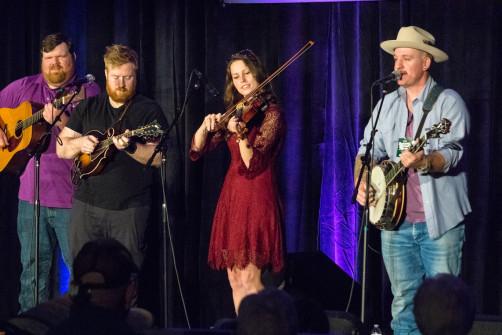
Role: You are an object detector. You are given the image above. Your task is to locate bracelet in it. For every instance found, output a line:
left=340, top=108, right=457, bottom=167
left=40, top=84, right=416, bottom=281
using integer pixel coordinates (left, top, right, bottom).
left=418, top=155, right=431, bottom=173
left=125, top=141, right=137, bottom=154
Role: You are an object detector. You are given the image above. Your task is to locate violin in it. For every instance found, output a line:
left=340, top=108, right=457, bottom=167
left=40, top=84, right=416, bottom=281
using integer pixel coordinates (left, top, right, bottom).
left=215, top=41, right=315, bottom=132
left=234, top=91, right=269, bottom=122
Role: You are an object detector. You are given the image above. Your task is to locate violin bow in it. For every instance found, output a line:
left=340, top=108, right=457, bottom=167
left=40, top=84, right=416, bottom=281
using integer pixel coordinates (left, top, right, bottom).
left=218, top=41, right=315, bottom=126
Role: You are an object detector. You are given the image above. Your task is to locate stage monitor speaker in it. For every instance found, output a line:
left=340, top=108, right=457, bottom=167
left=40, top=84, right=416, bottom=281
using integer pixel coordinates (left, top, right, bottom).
left=285, top=251, right=361, bottom=314
left=325, top=310, right=363, bottom=335
left=469, top=315, right=502, bottom=335
left=142, top=328, right=233, bottom=335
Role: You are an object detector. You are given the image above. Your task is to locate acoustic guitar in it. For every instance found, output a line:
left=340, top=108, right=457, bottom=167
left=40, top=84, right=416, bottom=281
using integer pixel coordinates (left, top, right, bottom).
left=71, top=121, right=164, bottom=184
left=0, top=89, right=87, bottom=175
left=369, top=118, right=452, bottom=231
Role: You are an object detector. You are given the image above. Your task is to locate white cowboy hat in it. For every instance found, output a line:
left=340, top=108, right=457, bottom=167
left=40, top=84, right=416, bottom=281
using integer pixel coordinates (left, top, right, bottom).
left=380, top=26, right=449, bottom=63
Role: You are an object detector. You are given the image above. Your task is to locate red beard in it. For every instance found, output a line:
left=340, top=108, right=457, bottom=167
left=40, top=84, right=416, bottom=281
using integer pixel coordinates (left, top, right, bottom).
left=43, top=65, right=71, bottom=87
left=106, top=81, right=136, bottom=104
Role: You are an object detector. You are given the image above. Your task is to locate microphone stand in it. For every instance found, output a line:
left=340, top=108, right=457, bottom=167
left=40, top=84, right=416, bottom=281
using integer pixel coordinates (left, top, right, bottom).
left=28, top=86, right=82, bottom=306
left=145, top=70, right=201, bottom=328
left=351, top=84, right=388, bottom=325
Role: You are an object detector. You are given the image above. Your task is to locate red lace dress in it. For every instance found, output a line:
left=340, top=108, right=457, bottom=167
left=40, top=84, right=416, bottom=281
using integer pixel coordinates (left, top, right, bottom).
left=190, top=104, right=285, bottom=272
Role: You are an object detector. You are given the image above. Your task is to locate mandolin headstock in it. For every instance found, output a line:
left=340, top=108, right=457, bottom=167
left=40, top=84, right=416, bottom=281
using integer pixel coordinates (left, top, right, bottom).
left=131, top=121, right=164, bottom=141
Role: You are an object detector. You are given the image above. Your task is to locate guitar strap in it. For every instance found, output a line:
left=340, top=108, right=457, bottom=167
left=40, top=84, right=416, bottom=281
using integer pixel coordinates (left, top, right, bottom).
left=414, top=84, right=446, bottom=139
left=108, top=99, right=133, bottom=136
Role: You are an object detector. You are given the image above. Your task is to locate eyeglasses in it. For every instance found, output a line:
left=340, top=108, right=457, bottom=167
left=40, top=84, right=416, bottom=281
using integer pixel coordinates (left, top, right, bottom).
left=226, top=49, right=261, bottom=65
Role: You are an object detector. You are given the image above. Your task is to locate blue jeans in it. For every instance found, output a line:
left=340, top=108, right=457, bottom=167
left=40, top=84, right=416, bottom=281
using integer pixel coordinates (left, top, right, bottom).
left=381, top=221, right=465, bottom=335
left=17, top=200, right=72, bottom=313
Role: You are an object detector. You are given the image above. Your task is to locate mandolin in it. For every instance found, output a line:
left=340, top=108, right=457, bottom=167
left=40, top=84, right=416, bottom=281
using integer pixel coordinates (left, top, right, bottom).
left=71, top=121, right=164, bottom=184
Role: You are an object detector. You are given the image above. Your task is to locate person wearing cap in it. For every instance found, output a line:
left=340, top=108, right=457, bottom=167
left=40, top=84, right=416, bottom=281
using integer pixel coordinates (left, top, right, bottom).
left=47, top=238, right=143, bottom=335
left=413, top=274, right=475, bottom=335
left=354, top=26, right=471, bottom=334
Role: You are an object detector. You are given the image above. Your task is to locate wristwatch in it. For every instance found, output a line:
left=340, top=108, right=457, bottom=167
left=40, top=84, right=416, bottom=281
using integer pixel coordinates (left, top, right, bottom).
left=418, top=155, right=431, bottom=173
left=125, top=141, right=137, bottom=154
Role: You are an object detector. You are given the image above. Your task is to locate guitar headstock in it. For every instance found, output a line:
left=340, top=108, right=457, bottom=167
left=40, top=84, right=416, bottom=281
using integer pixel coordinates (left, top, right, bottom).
left=427, top=118, right=451, bottom=139
left=52, top=88, right=87, bottom=109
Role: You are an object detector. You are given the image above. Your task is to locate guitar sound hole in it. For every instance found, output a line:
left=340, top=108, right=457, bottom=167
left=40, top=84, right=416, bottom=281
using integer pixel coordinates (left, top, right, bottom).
left=15, top=122, right=23, bottom=137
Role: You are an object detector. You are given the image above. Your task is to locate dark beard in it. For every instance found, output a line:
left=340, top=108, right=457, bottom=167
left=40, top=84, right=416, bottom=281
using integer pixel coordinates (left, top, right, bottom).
left=43, top=66, right=71, bottom=87
left=106, top=81, right=136, bottom=104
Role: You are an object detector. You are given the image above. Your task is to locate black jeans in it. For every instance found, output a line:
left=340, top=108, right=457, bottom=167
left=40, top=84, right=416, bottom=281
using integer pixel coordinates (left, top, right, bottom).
left=68, top=199, right=150, bottom=268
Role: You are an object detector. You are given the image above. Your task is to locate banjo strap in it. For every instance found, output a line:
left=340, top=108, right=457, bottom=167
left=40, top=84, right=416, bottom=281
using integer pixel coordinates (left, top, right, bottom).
left=414, top=84, right=446, bottom=139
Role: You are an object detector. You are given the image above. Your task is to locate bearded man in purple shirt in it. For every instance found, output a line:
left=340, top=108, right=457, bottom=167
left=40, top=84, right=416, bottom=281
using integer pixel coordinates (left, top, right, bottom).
left=0, top=33, right=100, bottom=312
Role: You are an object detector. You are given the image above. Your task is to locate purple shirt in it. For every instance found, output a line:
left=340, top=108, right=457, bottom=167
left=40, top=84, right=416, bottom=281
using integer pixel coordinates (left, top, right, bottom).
left=0, top=73, right=100, bottom=208
left=404, top=109, right=426, bottom=223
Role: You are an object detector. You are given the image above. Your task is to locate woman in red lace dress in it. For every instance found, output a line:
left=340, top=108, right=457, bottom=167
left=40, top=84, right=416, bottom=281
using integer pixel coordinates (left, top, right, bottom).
left=190, top=49, right=285, bottom=313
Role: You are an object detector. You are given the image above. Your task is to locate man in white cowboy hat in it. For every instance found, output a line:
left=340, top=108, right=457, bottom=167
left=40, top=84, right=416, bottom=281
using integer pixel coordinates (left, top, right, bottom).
left=354, top=26, right=471, bottom=334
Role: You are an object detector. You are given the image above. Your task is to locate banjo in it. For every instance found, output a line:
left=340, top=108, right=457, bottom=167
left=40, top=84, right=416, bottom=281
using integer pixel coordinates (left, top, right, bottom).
left=369, top=118, right=452, bottom=230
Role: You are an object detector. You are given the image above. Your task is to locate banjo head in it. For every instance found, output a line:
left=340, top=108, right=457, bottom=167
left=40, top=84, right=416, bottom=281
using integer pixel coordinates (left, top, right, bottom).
left=369, top=160, right=405, bottom=230
left=369, top=165, right=387, bottom=224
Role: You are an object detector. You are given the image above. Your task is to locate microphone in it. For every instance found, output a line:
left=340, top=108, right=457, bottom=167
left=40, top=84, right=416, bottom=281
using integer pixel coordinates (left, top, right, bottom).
left=65, top=74, right=95, bottom=87
left=194, top=69, right=219, bottom=97
left=373, top=70, right=402, bottom=85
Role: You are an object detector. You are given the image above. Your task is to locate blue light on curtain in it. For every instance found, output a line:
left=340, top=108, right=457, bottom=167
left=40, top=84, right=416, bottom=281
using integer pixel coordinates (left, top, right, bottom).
left=59, top=251, right=70, bottom=294
left=318, top=3, right=361, bottom=280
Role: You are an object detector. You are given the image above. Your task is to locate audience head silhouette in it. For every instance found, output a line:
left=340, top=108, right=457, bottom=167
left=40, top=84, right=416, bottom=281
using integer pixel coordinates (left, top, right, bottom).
left=413, top=273, right=475, bottom=335
left=69, top=238, right=139, bottom=313
left=237, top=288, right=298, bottom=335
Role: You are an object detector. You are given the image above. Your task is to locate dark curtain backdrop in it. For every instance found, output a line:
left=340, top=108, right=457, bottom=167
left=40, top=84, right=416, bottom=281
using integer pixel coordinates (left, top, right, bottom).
left=0, top=0, right=501, bottom=330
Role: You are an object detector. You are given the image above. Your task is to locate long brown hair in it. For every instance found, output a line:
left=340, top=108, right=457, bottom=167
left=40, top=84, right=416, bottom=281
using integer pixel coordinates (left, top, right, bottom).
left=224, top=49, right=277, bottom=109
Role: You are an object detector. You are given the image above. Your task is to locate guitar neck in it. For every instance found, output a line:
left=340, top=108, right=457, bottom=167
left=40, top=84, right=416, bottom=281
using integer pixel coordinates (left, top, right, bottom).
left=21, top=109, right=45, bottom=131
left=19, top=88, right=87, bottom=132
